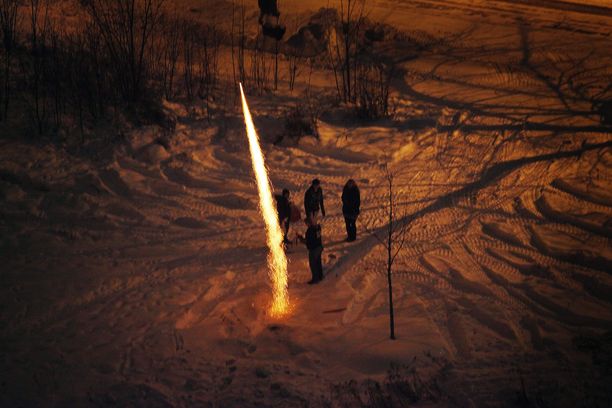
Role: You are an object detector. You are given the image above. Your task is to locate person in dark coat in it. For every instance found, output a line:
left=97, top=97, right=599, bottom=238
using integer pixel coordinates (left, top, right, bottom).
left=342, top=179, right=360, bottom=242
left=258, top=0, right=285, bottom=40
left=258, top=0, right=280, bottom=20
left=304, top=178, right=325, bottom=221
left=274, top=188, right=291, bottom=243
left=300, top=216, right=324, bottom=284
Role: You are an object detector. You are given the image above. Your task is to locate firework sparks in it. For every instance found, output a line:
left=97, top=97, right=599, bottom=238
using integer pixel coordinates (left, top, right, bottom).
left=239, top=83, right=290, bottom=317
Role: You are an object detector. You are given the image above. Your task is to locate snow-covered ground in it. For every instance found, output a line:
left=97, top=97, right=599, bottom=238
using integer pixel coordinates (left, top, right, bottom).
left=1, top=0, right=611, bottom=406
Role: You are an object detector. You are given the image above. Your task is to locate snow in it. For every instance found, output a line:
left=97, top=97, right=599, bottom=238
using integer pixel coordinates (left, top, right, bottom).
left=1, top=0, right=612, bottom=406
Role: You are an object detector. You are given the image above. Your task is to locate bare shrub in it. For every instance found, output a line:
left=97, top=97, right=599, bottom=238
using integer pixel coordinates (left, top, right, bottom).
left=327, top=0, right=366, bottom=103
left=26, top=0, right=53, bottom=136
left=230, top=0, right=247, bottom=90
left=283, top=104, right=315, bottom=141
left=0, top=0, right=19, bottom=121
left=154, top=13, right=180, bottom=99
left=248, top=34, right=270, bottom=94
left=287, top=53, right=300, bottom=91
left=355, top=58, right=396, bottom=119
left=281, top=92, right=321, bottom=142
left=325, top=1, right=398, bottom=119
left=178, top=20, right=220, bottom=115
left=85, top=0, right=164, bottom=102
left=328, top=359, right=448, bottom=406
left=1, top=0, right=182, bottom=141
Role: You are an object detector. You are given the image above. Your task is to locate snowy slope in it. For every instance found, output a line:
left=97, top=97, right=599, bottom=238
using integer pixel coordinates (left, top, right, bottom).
left=1, top=0, right=611, bottom=406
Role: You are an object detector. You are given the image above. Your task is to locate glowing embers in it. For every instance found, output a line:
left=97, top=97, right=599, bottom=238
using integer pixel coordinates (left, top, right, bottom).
left=239, top=83, right=290, bottom=317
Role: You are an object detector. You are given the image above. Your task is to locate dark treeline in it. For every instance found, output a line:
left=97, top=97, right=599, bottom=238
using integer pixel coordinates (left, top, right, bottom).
left=0, top=0, right=401, bottom=145
left=0, top=0, right=222, bottom=142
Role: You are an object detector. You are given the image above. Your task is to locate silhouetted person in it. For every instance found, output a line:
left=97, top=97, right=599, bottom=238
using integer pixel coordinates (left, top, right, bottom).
left=275, top=188, right=291, bottom=243
left=258, top=0, right=280, bottom=20
left=258, top=0, right=285, bottom=40
left=342, top=179, right=360, bottom=242
left=595, top=100, right=612, bottom=125
left=304, top=178, right=325, bottom=221
left=299, top=216, right=323, bottom=284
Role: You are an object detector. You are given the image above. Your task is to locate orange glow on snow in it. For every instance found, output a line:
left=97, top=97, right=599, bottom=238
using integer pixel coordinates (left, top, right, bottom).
left=239, top=83, right=290, bottom=317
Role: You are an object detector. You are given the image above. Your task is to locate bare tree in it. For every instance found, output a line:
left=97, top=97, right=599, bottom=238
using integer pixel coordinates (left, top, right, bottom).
left=66, top=30, right=91, bottom=141
left=179, top=20, right=220, bottom=114
left=0, top=0, right=19, bottom=121
left=273, top=34, right=280, bottom=90
left=328, top=0, right=366, bottom=103
left=28, top=0, right=51, bottom=136
left=182, top=21, right=197, bottom=101
left=369, top=163, right=411, bottom=340
left=86, top=0, right=164, bottom=102
left=156, top=13, right=180, bottom=99
left=47, top=28, right=66, bottom=132
left=83, top=22, right=107, bottom=122
left=230, top=0, right=247, bottom=91
left=287, top=53, right=300, bottom=91
left=249, top=34, right=270, bottom=93
left=196, top=25, right=220, bottom=107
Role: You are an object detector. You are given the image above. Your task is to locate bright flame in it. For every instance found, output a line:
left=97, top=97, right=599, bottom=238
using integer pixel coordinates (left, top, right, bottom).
left=239, top=83, right=290, bottom=317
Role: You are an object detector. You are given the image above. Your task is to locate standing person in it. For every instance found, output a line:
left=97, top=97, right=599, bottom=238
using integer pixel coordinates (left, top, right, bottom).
left=274, top=188, right=291, bottom=244
left=304, top=178, right=325, bottom=221
left=342, top=179, right=360, bottom=242
left=299, top=217, right=324, bottom=284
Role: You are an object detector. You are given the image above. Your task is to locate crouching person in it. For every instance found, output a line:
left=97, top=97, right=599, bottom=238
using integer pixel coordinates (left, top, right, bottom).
left=299, top=217, right=324, bottom=284
left=275, top=188, right=292, bottom=244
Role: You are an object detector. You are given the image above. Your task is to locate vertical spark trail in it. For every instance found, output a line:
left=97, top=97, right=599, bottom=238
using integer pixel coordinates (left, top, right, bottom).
left=239, top=83, right=290, bottom=316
